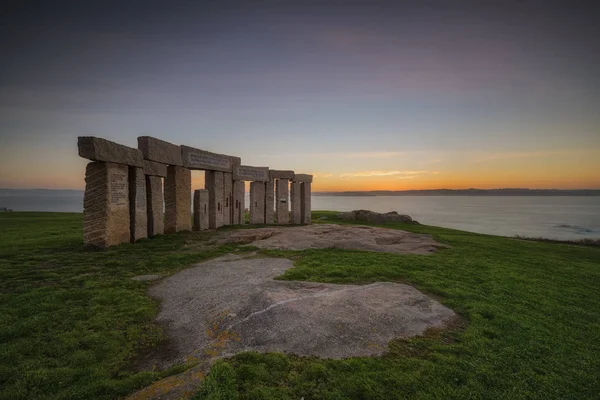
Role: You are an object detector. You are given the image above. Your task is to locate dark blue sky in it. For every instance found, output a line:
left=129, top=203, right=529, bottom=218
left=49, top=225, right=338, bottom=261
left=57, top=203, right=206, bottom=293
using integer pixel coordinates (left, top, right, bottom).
left=1, top=0, right=599, bottom=190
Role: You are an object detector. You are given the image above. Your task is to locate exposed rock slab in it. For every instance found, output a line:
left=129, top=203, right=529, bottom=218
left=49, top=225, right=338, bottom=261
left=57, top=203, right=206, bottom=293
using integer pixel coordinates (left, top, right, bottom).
left=338, top=209, right=418, bottom=224
left=146, top=256, right=455, bottom=371
left=223, top=224, right=445, bottom=254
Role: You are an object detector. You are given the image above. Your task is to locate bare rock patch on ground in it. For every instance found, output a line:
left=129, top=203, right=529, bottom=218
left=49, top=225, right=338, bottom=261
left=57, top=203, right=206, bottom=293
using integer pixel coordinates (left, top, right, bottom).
left=222, top=223, right=446, bottom=254
left=130, top=254, right=456, bottom=399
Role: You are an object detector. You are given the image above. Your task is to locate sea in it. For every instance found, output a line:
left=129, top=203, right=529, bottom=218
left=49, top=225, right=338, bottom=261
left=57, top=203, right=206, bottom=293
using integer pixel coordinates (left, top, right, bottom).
left=1, top=189, right=599, bottom=241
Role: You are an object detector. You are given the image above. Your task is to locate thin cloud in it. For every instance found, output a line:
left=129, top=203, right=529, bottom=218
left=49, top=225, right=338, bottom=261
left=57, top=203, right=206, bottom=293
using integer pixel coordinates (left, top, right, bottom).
left=340, top=170, right=430, bottom=178
left=472, top=150, right=581, bottom=163
left=311, top=172, right=334, bottom=178
left=263, top=151, right=419, bottom=159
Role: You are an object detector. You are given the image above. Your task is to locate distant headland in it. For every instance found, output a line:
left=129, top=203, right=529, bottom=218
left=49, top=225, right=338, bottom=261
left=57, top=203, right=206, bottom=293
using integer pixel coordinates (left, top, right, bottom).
left=314, top=189, right=600, bottom=196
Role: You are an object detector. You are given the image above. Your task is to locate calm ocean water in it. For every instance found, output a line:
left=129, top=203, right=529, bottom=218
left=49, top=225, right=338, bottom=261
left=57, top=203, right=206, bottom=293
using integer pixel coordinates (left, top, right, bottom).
left=1, top=190, right=599, bottom=240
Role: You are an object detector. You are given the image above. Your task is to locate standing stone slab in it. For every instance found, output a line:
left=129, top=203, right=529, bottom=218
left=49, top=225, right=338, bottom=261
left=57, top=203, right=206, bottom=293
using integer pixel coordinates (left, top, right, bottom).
left=146, top=176, right=164, bottom=236
left=205, top=171, right=224, bottom=229
left=83, top=162, right=130, bottom=248
left=223, top=172, right=233, bottom=226
left=290, top=181, right=302, bottom=224
left=275, top=179, right=290, bottom=224
left=250, top=181, right=266, bottom=224
left=233, top=180, right=245, bottom=225
left=129, top=167, right=148, bottom=242
left=301, top=182, right=312, bottom=224
left=193, top=189, right=209, bottom=231
left=164, top=166, right=191, bottom=233
left=181, top=145, right=240, bottom=172
left=78, top=137, right=143, bottom=167
left=270, top=170, right=295, bottom=180
left=265, top=179, right=274, bottom=224
left=234, top=165, right=269, bottom=181
left=138, top=136, right=183, bottom=166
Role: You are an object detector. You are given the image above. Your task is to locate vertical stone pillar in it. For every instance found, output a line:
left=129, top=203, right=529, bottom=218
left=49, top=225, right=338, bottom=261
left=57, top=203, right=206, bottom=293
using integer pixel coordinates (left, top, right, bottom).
left=233, top=180, right=245, bottom=225
left=83, top=162, right=130, bottom=248
left=146, top=176, right=164, bottom=236
left=129, top=166, right=147, bottom=242
left=249, top=181, right=265, bottom=224
left=193, top=189, right=209, bottom=231
left=265, top=179, right=275, bottom=224
left=301, top=182, right=312, bottom=224
left=206, top=171, right=224, bottom=229
left=275, top=179, right=289, bottom=224
left=223, top=172, right=233, bottom=226
left=290, top=181, right=302, bottom=224
left=164, top=165, right=191, bottom=233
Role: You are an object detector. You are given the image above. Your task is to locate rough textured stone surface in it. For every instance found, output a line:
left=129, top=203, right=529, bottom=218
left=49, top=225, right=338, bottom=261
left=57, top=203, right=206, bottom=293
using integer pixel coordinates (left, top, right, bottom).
left=233, top=165, right=269, bottom=181
left=193, top=189, right=209, bottom=231
left=78, top=136, right=143, bottom=167
left=275, top=179, right=289, bottom=224
left=129, top=167, right=148, bottom=242
left=145, top=255, right=455, bottom=370
left=338, top=210, right=418, bottom=224
left=232, top=180, right=245, bottom=225
left=146, top=176, right=164, bottom=236
left=164, top=166, right=191, bottom=233
left=181, top=145, right=240, bottom=172
left=205, top=171, right=224, bottom=229
left=269, top=170, right=295, bottom=180
left=290, top=181, right=302, bottom=224
left=223, top=173, right=233, bottom=226
left=83, top=162, right=130, bottom=248
left=222, top=224, right=446, bottom=254
left=300, top=181, right=311, bottom=224
left=143, top=160, right=168, bottom=177
left=265, top=179, right=274, bottom=224
left=293, top=173, right=313, bottom=183
left=249, top=181, right=265, bottom=224
left=138, top=136, right=183, bottom=166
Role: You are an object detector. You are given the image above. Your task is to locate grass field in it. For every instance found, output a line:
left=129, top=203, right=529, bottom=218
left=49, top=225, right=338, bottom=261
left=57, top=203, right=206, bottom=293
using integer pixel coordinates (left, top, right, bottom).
left=0, top=211, right=599, bottom=399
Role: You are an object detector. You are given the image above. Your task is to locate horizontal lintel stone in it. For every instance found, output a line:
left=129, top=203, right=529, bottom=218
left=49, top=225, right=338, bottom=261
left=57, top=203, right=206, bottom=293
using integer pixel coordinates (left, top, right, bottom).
left=234, top=165, right=270, bottom=181
left=269, top=170, right=295, bottom=180
left=293, top=173, right=313, bottom=183
left=143, top=160, right=168, bottom=177
left=181, top=145, right=241, bottom=172
left=138, top=136, right=183, bottom=166
left=78, top=136, right=143, bottom=167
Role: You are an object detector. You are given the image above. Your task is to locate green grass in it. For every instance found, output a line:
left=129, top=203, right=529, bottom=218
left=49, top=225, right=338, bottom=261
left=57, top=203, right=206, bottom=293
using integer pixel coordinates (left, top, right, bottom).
left=1, top=211, right=599, bottom=399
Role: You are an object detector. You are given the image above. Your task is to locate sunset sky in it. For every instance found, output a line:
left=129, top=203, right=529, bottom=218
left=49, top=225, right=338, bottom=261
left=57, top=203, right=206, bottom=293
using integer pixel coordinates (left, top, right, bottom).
left=1, top=0, right=599, bottom=192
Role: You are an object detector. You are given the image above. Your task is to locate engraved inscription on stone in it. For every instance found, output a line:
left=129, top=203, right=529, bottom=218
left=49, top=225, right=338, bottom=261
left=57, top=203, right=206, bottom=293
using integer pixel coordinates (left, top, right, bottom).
left=110, top=172, right=128, bottom=206
left=234, top=165, right=269, bottom=181
left=188, top=152, right=231, bottom=170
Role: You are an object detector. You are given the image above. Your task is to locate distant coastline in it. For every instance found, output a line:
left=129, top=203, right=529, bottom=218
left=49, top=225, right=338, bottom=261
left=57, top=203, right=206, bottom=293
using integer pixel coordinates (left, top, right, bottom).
left=313, top=189, right=600, bottom=196
left=1, top=188, right=600, bottom=197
